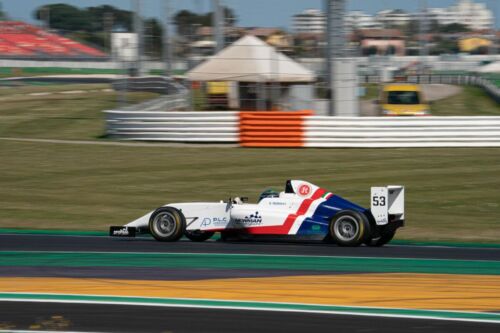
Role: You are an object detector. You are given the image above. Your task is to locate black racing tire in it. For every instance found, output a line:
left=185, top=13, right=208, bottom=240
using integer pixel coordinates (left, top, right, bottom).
left=366, top=230, right=396, bottom=247
left=329, top=210, right=371, bottom=247
left=149, top=207, right=185, bottom=242
left=185, top=230, right=214, bottom=242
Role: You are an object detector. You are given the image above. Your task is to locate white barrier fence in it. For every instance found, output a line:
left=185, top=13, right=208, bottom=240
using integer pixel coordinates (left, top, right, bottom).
left=104, top=110, right=500, bottom=147
left=304, top=116, right=500, bottom=147
left=104, top=110, right=239, bottom=143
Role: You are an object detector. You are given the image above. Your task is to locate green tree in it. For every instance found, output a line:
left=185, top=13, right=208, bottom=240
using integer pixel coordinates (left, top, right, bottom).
left=173, top=7, right=237, bottom=37
left=34, top=4, right=91, bottom=31
left=144, top=18, right=163, bottom=58
left=439, top=23, right=470, bottom=33
left=33, top=4, right=133, bottom=33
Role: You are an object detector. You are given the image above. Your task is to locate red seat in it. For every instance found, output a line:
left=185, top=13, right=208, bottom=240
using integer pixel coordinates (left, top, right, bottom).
left=0, top=21, right=106, bottom=57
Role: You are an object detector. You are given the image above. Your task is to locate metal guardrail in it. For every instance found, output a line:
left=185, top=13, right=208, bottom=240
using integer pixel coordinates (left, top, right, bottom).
left=113, top=76, right=188, bottom=95
left=120, top=94, right=189, bottom=112
left=104, top=110, right=500, bottom=147
left=104, top=111, right=239, bottom=143
left=304, top=116, right=500, bottom=147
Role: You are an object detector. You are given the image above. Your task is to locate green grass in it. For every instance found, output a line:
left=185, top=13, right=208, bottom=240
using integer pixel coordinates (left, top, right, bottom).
left=0, top=84, right=158, bottom=140
left=0, top=141, right=499, bottom=243
left=361, top=84, right=379, bottom=100
left=431, top=86, right=500, bottom=116
left=0, top=84, right=499, bottom=243
left=0, top=67, right=186, bottom=78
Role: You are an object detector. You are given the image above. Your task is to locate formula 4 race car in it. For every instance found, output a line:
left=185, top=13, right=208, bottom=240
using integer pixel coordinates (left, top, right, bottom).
left=110, top=180, right=404, bottom=247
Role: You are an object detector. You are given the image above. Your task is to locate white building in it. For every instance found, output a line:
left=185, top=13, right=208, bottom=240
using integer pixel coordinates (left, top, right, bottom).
left=111, top=32, right=138, bottom=61
left=376, top=9, right=412, bottom=28
left=292, top=9, right=326, bottom=34
left=426, top=0, right=493, bottom=30
left=345, top=11, right=382, bottom=33
left=291, top=1, right=494, bottom=35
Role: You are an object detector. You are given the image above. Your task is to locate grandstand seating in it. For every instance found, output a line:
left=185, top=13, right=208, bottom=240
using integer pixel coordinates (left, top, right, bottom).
left=0, top=21, right=106, bottom=58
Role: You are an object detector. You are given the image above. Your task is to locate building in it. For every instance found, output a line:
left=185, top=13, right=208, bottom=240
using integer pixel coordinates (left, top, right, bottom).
left=292, top=9, right=326, bottom=34
left=426, top=0, right=493, bottom=30
left=354, top=29, right=406, bottom=56
left=458, top=36, right=492, bottom=53
left=246, top=28, right=293, bottom=53
left=345, top=11, right=382, bottom=33
left=376, top=9, right=412, bottom=28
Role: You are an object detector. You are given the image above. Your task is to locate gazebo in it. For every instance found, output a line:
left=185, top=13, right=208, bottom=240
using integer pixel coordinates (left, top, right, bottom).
left=187, top=35, right=316, bottom=110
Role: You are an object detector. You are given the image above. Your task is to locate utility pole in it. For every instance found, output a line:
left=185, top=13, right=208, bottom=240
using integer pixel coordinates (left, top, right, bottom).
left=163, top=0, right=172, bottom=76
left=325, top=0, right=347, bottom=116
left=419, top=0, right=428, bottom=73
left=494, top=0, right=499, bottom=55
left=103, top=12, right=114, bottom=54
left=213, top=0, right=224, bottom=53
left=132, top=0, right=144, bottom=76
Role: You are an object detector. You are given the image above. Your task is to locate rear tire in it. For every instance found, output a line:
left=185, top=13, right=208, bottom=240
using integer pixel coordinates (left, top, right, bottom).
left=366, top=230, right=395, bottom=247
left=149, top=207, right=185, bottom=242
left=185, top=230, right=214, bottom=242
left=329, top=211, right=371, bottom=247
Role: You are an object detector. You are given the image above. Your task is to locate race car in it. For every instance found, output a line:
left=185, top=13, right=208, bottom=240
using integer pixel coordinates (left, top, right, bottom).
left=110, top=180, right=405, bottom=247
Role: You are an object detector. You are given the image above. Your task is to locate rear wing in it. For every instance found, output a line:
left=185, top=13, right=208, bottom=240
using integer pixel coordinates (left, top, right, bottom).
left=370, top=186, right=405, bottom=225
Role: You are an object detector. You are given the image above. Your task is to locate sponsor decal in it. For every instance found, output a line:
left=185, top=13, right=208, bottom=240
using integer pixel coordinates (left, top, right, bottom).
left=235, top=211, right=262, bottom=226
left=110, top=226, right=136, bottom=237
left=268, top=201, right=287, bottom=206
left=112, top=227, right=129, bottom=236
left=298, top=184, right=311, bottom=196
left=201, top=217, right=228, bottom=227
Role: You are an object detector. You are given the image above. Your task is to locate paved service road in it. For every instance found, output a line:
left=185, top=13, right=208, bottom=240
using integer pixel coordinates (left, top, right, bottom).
left=361, top=83, right=463, bottom=116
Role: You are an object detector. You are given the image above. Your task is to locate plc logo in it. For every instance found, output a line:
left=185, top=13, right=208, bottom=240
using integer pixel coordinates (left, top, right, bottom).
left=298, top=184, right=311, bottom=196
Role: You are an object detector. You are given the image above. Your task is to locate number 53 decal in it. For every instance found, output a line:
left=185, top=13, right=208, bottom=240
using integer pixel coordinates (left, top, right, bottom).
left=372, top=196, right=386, bottom=206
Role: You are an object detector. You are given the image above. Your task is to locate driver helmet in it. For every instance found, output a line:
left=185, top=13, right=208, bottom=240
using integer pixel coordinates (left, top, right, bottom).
left=258, top=189, right=279, bottom=202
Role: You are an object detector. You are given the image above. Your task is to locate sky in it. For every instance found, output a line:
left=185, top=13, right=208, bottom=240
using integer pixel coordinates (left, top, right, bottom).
left=2, top=0, right=499, bottom=28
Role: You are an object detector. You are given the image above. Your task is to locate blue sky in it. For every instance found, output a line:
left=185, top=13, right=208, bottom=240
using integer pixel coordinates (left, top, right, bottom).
left=3, top=0, right=499, bottom=28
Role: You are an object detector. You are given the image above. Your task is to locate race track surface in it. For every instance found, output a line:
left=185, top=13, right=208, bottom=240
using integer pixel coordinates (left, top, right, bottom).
left=2, top=301, right=499, bottom=333
left=1, top=234, right=499, bottom=260
left=1, top=233, right=499, bottom=332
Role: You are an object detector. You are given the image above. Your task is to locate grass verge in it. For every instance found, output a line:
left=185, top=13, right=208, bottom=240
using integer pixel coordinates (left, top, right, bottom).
left=431, top=86, right=500, bottom=116
left=0, top=84, right=498, bottom=243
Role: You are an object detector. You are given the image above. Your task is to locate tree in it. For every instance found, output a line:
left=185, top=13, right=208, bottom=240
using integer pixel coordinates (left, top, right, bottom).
left=363, top=46, right=378, bottom=56
left=173, top=7, right=237, bottom=37
left=439, top=23, right=470, bottom=34
left=34, top=4, right=91, bottom=31
left=405, top=19, right=439, bottom=37
left=429, top=36, right=459, bottom=55
left=386, top=45, right=397, bottom=55
left=33, top=4, right=133, bottom=33
left=144, top=18, right=163, bottom=58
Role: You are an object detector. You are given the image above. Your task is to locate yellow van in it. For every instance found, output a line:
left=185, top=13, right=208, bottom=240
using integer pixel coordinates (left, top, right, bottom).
left=379, top=84, right=430, bottom=116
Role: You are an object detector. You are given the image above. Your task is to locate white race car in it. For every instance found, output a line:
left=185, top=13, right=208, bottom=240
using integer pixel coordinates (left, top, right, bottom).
left=110, top=180, right=404, bottom=247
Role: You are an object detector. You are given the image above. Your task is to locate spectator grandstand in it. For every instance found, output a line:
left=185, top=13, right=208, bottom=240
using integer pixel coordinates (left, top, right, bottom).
left=0, top=21, right=106, bottom=59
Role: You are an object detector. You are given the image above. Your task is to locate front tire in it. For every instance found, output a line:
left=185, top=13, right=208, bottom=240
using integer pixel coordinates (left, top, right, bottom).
left=329, top=211, right=371, bottom=247
left=185, top=230, right=214, bottom=242
left=149, top=207, right=185, bottom=242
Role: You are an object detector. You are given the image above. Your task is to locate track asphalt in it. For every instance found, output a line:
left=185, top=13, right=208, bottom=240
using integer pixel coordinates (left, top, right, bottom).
left=1, top=301, right=500, bottom=333
left=1, top=234, right=499, bottom=260
left=0, top=233, right=499, bottom=332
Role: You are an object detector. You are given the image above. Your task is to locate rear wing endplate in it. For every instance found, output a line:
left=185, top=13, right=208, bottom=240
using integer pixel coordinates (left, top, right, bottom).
left=370, top=186, right=405, bottom=225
